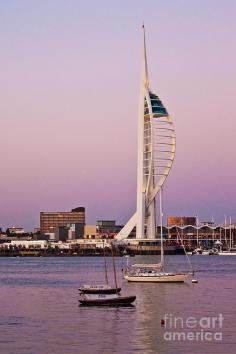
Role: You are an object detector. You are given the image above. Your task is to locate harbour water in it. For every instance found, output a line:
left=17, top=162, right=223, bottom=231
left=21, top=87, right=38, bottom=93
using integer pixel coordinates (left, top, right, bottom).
left=0, top=256, right=235, bottom=354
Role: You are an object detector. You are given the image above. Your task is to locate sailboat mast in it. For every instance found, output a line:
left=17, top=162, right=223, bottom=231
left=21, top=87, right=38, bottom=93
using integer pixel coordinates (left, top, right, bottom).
left=103, top=240, right=109, bottom=286
left=212, top=216, right=215, bottom=242
left=160, top=187, right=164, bottom=270
left=111, top=244, right=118, bottom=294
left=224, top=215, right=228, bottom=249
left=196, top=215, right=199, bottom=246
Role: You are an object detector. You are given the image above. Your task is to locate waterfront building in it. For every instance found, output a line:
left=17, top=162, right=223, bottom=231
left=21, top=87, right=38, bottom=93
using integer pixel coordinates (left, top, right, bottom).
left=42, top=223, right=85, bottom=242
left=201, top=221, right=215, bottom=226
left=7, top=227, right=25, bottom=235
left=163, top=224, right=236, bottom=249
left=40, top=207, right=85, bottom=234
left=7, top=240, right=47, bottom=249
left=84, top=225, right=98, bottom=239
left=84, top=221, right=134, bottom=239
left=72, top=239, right=111, bottom=249
left=67, top=223, right=84, bottom=239
left=167, top=217, right=196, bottom=226
left=96, top=220, right=124, bottom=237
left=55, top=226, right=69, bottom=242
left=97, top=220, right=116, bottom=228
left=116, top=26, right=175, bottom=240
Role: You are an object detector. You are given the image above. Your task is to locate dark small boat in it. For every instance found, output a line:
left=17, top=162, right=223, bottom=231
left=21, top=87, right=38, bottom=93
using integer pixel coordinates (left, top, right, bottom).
left=79, top=294, right=136, bottom=306
left=79, top=285, right=121, bottom=294
left=79, top=242, right=136, bottom=306
left=79, top=241, right=118, bottom=295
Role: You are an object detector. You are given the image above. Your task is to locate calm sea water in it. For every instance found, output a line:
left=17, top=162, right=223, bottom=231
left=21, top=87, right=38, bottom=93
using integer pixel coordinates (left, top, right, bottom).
left=0, top=255, right=235, bottom=354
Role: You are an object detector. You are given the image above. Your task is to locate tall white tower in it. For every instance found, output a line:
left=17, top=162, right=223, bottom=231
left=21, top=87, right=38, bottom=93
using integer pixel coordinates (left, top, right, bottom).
left=116, top=26, right=176, bottom=241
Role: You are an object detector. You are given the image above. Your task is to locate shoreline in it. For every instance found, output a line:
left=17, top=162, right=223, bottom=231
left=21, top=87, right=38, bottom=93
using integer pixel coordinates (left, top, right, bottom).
left=0, top=248, right=185, bottom=257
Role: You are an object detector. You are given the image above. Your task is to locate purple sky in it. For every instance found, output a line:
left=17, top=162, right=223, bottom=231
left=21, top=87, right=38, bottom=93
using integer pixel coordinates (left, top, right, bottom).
left=0, top=0, right=235, bottom=231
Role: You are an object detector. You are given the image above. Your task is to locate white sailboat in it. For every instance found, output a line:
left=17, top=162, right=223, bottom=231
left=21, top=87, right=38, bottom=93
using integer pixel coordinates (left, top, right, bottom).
left=124, top=266, right=189, bottom=283
left=218, top=251, right=236, bottom=256
left=124, top=188, right=190, bottom=283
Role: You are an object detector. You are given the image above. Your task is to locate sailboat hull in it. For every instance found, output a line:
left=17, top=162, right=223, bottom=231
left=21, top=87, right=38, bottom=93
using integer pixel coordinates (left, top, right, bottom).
left=218, top=252, right=236, bottom=256
left=79, top=287, right=121, bottom=294
left=79, top=295, right=136, bottom=306
left=124, top=273, right=189, bottom=283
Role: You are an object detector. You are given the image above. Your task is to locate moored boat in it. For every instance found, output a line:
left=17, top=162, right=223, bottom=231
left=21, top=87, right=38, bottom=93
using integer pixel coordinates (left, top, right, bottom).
left=123, top=188, right=191, bottom=283
left=79, top=242, right=136, bottom=305
left=79, top=285, right=121, bottom=294
left=79, top=293, right=136, bottom=306
left=79, top=241, right=122, bottom=295
left=124, top=265, right=189, bottom=283
left=189, top=248, right=219, bottom=256
left=218, top=250, right=236, bottom=256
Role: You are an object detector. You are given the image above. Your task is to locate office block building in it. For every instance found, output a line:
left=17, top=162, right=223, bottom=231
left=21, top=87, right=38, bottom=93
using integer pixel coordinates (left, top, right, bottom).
left=40, top=207, right=85, bottom=235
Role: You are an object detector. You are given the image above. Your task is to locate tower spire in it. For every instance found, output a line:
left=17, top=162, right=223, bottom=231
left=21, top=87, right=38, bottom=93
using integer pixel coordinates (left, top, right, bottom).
left=115, top=26, right=176, bottom=242
left=142, top=24, right=149, bottom=88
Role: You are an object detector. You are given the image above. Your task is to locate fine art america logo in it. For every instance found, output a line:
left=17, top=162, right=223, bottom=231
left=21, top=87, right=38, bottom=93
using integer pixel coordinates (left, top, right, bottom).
left=162, top=313, right=223, bottom=342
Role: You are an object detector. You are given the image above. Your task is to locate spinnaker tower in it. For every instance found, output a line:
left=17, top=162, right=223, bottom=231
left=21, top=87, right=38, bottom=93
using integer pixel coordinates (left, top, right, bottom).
left=116, top=26, right=176, bottom=240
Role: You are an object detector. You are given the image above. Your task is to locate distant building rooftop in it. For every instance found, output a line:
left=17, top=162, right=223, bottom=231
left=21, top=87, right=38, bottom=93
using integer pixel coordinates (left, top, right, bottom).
left=8, top=227, right=25, bottom=235
left=96, top=220, right=116, bottom=227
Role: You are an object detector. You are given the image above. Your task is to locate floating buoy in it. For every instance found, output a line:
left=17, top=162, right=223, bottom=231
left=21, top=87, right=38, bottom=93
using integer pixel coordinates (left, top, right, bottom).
left=192, top=279, right=198, bottom=283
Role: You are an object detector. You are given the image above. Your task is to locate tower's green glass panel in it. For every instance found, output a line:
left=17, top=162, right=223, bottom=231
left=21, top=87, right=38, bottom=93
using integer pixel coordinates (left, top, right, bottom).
left=144, top=91, right=168, bottom=117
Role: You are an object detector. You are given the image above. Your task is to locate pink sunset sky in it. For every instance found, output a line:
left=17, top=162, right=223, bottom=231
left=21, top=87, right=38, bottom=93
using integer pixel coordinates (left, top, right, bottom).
left=0, top=0, right=235, bottom=231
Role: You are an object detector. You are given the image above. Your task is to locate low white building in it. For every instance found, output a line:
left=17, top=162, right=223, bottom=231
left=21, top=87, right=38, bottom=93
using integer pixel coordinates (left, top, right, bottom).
left=71, top=239, right=111, bottom=248
left=50, top=241, right=70, bottom=249
left=9, top=240, right=47, bottom=249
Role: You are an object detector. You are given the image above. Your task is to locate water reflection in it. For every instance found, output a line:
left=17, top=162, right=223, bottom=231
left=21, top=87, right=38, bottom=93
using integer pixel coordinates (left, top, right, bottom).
left=0, top=256, right=235, bottom=354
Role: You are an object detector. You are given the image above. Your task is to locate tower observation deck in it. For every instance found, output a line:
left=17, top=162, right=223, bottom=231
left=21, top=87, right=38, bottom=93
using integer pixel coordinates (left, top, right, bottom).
left=115, top=26, right=176, bottom=240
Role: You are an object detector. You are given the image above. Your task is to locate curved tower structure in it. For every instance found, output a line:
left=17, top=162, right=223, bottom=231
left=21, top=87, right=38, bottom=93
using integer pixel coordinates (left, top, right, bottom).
left=116, top=26, right=176, bottom=240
